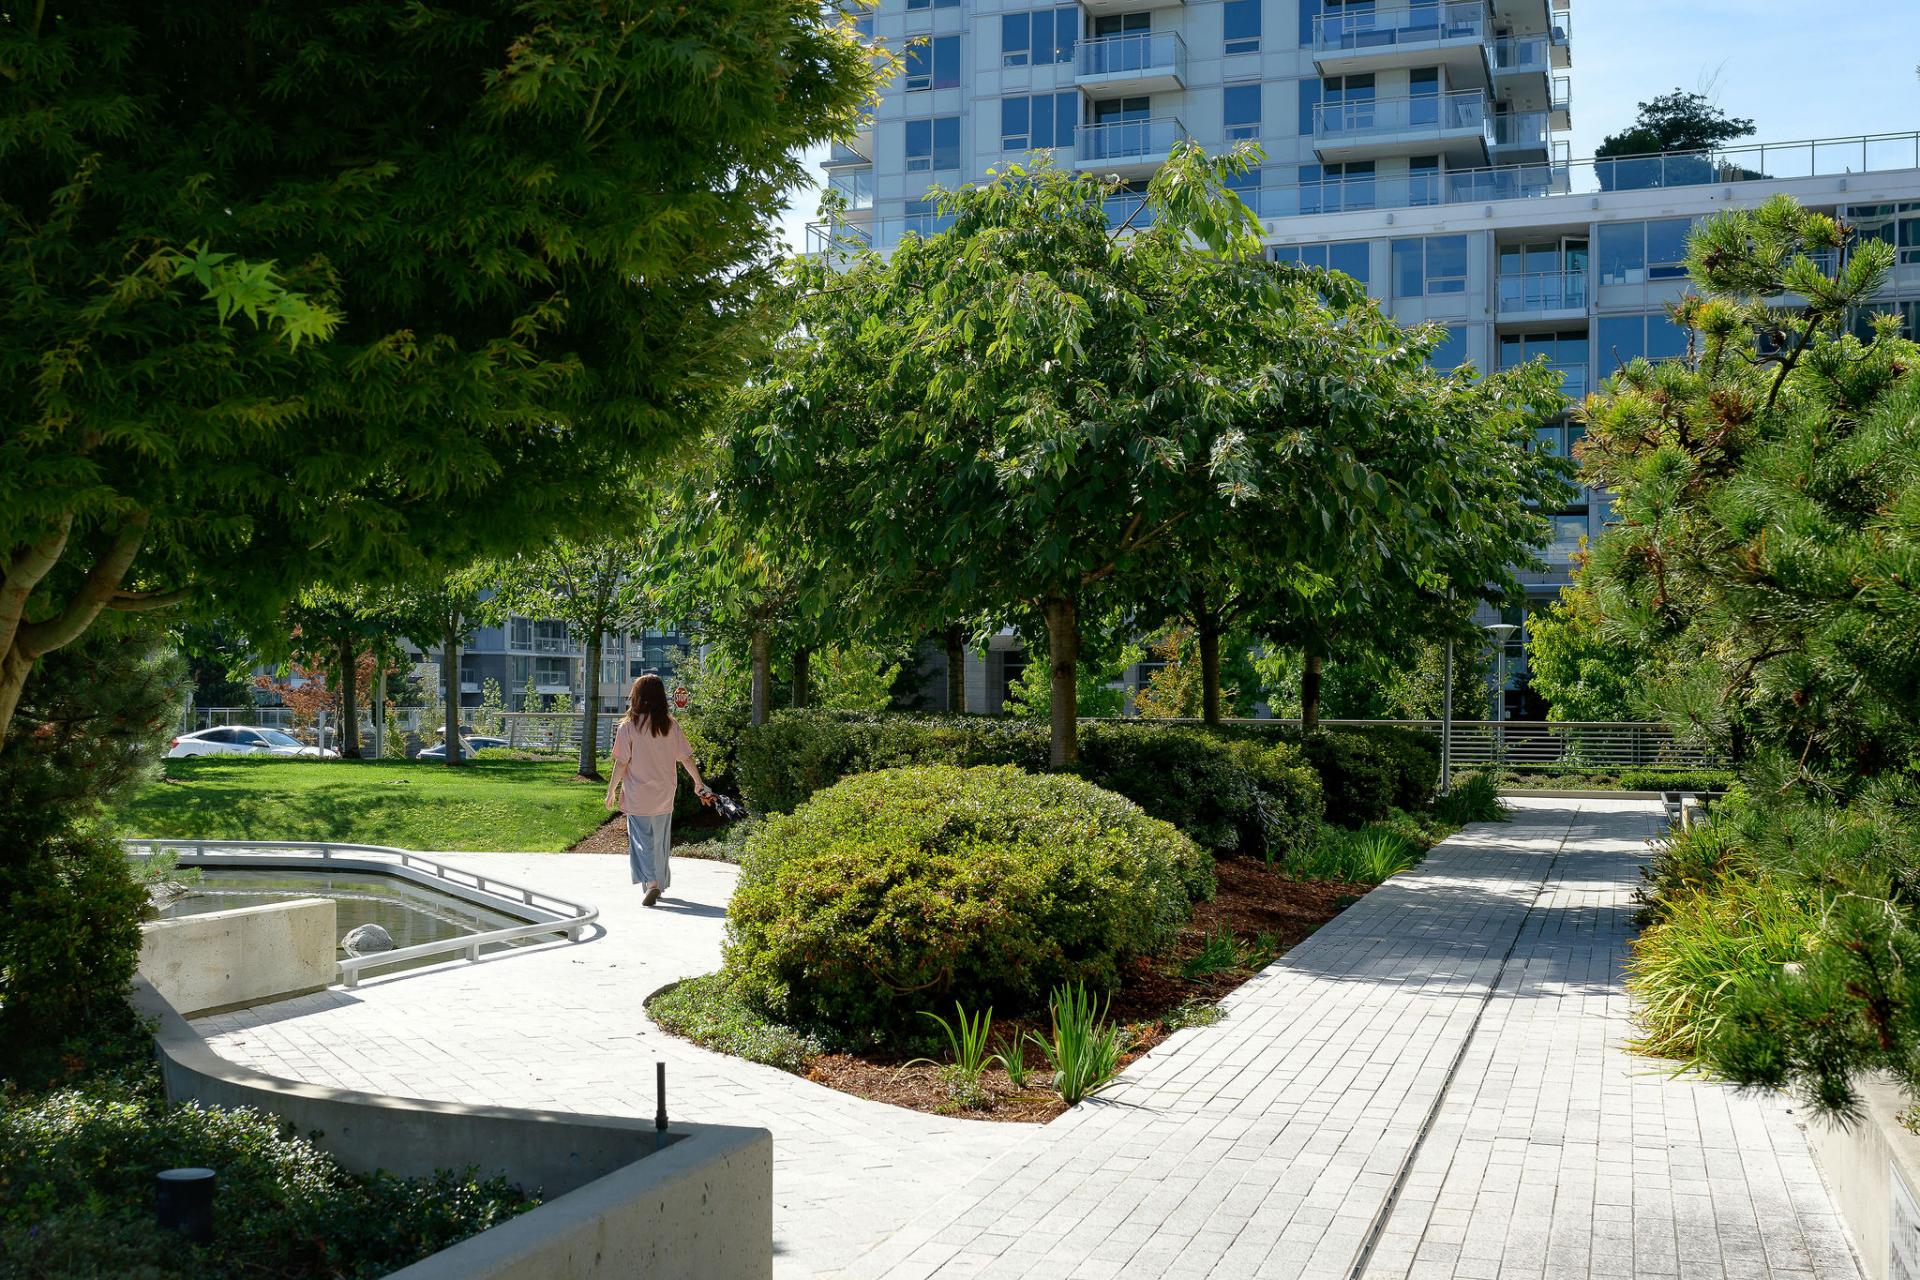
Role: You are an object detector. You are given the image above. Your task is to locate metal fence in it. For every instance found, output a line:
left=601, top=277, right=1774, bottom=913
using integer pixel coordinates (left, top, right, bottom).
left=183, top=707, right=624, bottom=755
left=1243, top=719, right=1725, bottom=770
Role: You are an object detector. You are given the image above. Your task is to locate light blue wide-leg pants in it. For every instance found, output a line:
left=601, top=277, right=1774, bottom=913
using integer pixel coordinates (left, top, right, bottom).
left=626, top=812, right=672, bottom=890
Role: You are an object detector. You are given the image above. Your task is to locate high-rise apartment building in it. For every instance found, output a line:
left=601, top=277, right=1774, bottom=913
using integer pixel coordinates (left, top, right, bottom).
left=814, top=0, right=1920, bottom=716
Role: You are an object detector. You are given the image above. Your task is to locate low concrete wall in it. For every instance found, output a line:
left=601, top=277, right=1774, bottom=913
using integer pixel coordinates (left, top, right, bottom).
left=1806, top=1075, right=1920, bottom=1280
left=130, top=979, right=772, bottom=1279
left=138, top=897, right=336, bottom=1016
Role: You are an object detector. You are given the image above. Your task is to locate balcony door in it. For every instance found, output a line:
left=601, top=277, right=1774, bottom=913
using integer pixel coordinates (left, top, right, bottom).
left=1092, top=13, right=1148, bottom=73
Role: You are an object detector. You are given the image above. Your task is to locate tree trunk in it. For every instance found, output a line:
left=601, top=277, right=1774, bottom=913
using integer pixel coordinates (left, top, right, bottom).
left=1301, top=653, right=1323, bottom=732
left=792, top=646, right=811, bottom=710
left=1197, top=614, right=1223, bottom=727
left=442, top=623, right=462, bottom=765
left=750, top=628, right=772, bottom=726
left=0, top=648, right=33, bottom=753
left=945, top=625, right=966, bottom=713
left=1043, top=593, right=1079, bottom=767
left=336, top=636, right=359, bottom=758
left=579, top=634, right=602, bottom=779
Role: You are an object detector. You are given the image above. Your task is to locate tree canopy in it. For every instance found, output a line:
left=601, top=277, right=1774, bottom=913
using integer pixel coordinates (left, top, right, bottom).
left=727, top=145, right=1568, bottom=757
left=1595, top=89, right=1756, bottom=159
left=0, top=0, right=880, bottom=745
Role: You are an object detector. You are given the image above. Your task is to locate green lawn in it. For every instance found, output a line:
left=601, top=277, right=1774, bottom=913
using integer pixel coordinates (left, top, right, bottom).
left=121, top=757, right=613, bottom=852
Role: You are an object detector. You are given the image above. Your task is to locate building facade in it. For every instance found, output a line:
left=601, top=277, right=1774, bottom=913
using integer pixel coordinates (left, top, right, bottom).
left=815, top=0, right=1920, bottom=716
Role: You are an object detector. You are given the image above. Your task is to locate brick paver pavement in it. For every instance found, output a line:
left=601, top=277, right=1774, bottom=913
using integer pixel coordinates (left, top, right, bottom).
left=195, top=800, right=1862, bottom=1280
left=835, top=799, right=1860, bottom=1280
left=194, top=853, right=1028, bottom=1279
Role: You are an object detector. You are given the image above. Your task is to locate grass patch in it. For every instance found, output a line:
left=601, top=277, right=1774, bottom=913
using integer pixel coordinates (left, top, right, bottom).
left=646, top=973, right=825, bottom=1073
left=120, top=756, right=613, bottom=852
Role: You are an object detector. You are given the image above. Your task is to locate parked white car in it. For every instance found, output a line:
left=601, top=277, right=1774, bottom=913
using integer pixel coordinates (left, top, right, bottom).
left=414, top=735, right=509, bottom=761
left=167, top=727, right=340, bottom=759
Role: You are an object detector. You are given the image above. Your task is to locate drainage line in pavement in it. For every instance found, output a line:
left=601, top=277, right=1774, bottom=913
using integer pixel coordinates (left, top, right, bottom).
left=1344, top=818, right=1576, bottom=1280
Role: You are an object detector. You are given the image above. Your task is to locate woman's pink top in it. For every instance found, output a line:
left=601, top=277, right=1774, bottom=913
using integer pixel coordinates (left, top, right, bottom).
left=611, top=716, right=703, bottom=817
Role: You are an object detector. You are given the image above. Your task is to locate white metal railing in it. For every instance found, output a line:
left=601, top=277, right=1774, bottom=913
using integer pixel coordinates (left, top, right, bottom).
left=1311, top=1, right=1485, bottom=54
left=1076, top=30, right=1186, bottom=81
left=1238, top=719, right=1727, bottom=770
left=125, top=838, right=598, bottom=988
left=1314, top=89, right=1488, bottom=142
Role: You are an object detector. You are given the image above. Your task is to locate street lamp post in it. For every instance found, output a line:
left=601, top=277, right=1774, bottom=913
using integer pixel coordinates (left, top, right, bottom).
left=1484, top=622, right=1518, bottom=769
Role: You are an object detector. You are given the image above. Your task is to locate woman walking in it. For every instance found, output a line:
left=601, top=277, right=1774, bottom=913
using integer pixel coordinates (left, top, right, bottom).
left=608, top=674, right=712, bottom=906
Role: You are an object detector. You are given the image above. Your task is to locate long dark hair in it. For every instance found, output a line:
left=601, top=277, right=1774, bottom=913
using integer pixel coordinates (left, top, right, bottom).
left=626, top=674, right=672, bottom=737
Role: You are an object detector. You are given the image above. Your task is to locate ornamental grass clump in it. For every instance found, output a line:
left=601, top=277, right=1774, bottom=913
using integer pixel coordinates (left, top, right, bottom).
left=1030, top=982, right=1128, bottom=1106
left=910, top=1003, right=997, bottom=1110
left=724, top=765, right=1210, bottom=1036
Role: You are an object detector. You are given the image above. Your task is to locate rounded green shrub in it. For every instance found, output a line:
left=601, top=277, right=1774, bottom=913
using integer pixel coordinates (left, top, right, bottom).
left=724, top=765, right=1210, bottom=1034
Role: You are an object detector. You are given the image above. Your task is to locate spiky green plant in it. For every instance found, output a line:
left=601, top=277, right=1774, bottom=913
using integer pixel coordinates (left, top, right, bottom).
left=909, top=1002, right=996, bottom=1107
left=1028, top=983, right=1127, bottom=1105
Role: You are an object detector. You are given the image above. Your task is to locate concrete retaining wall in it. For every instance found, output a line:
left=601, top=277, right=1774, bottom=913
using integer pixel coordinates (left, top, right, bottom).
left=1806, top=1075, right=1920, bottom=1280
left=130, top=979, right=772, bottom=1279
left=138, top=897, right=336, bottom=1016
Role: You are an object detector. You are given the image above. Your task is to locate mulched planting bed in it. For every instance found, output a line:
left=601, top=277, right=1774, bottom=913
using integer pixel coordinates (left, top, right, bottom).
left=657, top=857, right=1371, bottom=1124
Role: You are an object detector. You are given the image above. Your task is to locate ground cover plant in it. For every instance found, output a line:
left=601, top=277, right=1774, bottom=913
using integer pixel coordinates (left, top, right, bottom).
left=0, top=1010, right=536, bottom=1280
left=1493, top=766, right=1734, bottom=793
left=121, top=757, right=612, bottom=852
left=651, top=763, right=1477, bottom=1121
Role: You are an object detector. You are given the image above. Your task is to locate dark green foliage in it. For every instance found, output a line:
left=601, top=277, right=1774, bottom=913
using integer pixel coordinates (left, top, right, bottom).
left=1494, top=766, right=1736, bottom=793
left=724, top=766, right=1210, bottom=1034
left=1595, top=89, right=1755, bottom=159
left=1433, top=771, right=1507, bottom=827
left=0, top=1069, right=536, bottom=1280
left=1286, top=825, right=1425, bottom=883
left=1216, top=725, right=1438, bottom=827
left=732, top=710, right=1326, bottom=859
left=0, top=625, right=186, bottom=1082
left=645, top=973, right=824, bottom=1073
left=0, top=0, right=879, bottom=745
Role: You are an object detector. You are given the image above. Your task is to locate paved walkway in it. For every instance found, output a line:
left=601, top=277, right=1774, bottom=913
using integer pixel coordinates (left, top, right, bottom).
left=193, top=854, right=1027, bottom=1278
left=195, top=800, right=1863, bottom=1280
left=836, top=799, right=1860, bottom=1280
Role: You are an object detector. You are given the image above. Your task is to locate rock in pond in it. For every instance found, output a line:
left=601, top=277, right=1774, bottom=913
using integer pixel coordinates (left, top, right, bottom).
left=341, top=922, right=395, bottom=954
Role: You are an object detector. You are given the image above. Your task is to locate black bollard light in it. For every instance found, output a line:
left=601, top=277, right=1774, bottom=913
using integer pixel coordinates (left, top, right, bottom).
left=156, top=1167, right=217, bottom=1243
left=655, top=1061, right=668, bottom=1152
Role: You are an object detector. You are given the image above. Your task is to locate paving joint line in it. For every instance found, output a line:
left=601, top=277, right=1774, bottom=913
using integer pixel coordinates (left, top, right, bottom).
left=1343, top=806, right=1584, bottom=1280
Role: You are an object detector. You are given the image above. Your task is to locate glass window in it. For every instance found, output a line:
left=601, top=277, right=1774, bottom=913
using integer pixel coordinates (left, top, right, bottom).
left=1001, top=13, right=1031, bottom=66
left=1596, top=222, right=1644, bottom=285
left=1297, top=78, right=1320, bottom=136
left=1224, top=84, right=1261, bottom=141
left=1392, top=234, right=1467, bottom=297
left=1429, top=323, right=1470, bottom=370
left=906, top=115, right=960, bottom=172
left=1001, top=8, right=1076, bottom=67
left=1645, top=218, right=1692, bottom=279
left=1500, top=331, right=1589, bottom=399
left=904, top=34, right=959, bottom=91
left=1223, top=0, right=1260, bottom=55
left=1271, top=241, right=1372, bottom=289
left=1598, top=313, right=1691, bottom=372
left=1549, top=513, right=1588, bottom=561
left=1000, top=92, right=1076, bottom=151
left=906, top=0, right=958, bottom=9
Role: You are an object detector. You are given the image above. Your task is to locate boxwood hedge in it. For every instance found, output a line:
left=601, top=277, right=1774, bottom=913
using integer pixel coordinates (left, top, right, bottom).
left=724, top=765, right=1210, bottom=1034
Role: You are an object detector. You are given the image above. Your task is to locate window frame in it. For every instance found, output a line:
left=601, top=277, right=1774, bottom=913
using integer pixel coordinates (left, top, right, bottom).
left=1223, top=0, right=1261, bottom=55
left=1223, top=83, right=1262, bottom=142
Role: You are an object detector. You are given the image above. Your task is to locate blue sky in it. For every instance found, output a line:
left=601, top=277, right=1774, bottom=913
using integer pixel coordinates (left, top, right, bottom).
left=776, top=3, right=1920, bottom=253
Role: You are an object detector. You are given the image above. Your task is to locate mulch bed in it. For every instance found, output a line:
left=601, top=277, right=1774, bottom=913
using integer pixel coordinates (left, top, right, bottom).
left=791, top=859, right=1369, bottom=1124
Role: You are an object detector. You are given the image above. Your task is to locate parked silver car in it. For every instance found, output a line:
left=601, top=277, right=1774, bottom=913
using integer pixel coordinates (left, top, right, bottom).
left=167, top=726, right=340, bottom=759
left=414, top=735, right=509, bottom=761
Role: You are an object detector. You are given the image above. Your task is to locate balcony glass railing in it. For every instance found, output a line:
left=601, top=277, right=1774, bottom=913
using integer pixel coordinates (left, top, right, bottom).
left=1311, top=1, right=1485, bottom=53
left=828, top=167, right=874, bottom=210
left=1078, top=116, right=1188, bottom=165
left=806, top=131, right=1920, bottom=253
left=1498, top=270, right=1587, bottom=313
left=1314, top=89, right=1487, bottom=141
left=1491, top=34, right=1550, bottom=71
left=1076, top=30, right=1186, bottom=81
left=1491, top=112, right=1551, bottom=149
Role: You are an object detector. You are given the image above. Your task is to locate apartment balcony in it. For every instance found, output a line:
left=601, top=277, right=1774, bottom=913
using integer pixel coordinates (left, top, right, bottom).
left=824, top=137, right=870, bottom=169
left=1310, top=1, right=1489, bottom=86
left=1081, top=0, right=1182, bottom=13
left=1489, top=110, right=1555, bottom=161
left=1076, top=116, right=1188, bottom=177
left=1496, top=270, right=1588, bottom=321
left=1490, top=0, right=1570, bottom=39
left=828, top=166, right=874, bottom=211
left=1075, top=30, right=1186, bottom=97
left=1313, top=90, right=1489, bottom=164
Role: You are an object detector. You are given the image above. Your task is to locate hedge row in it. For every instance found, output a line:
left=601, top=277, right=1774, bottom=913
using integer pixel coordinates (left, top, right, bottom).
left=732, top=711, right=1441, bottom=854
